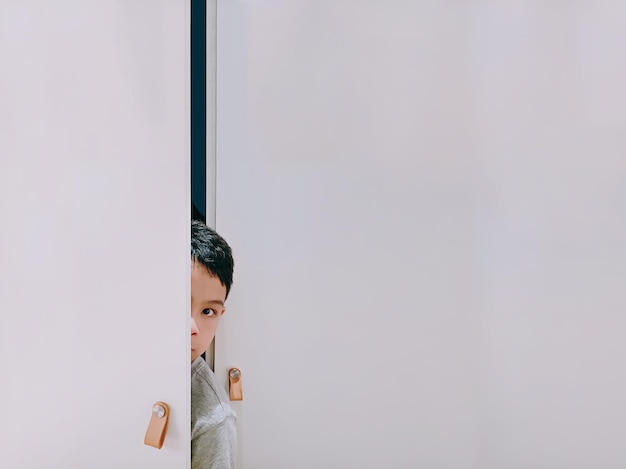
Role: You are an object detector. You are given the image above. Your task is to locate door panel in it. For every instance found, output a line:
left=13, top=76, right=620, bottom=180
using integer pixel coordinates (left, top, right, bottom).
left=0, top=2, right=189, bottom=468
left=215, top=2, right=626, bottom=468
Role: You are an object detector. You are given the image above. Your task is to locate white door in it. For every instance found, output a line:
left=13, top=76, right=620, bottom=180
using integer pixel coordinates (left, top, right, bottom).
left=214, top=2, right=626, bottom=468
left=0, top=2, right=190, bottom=468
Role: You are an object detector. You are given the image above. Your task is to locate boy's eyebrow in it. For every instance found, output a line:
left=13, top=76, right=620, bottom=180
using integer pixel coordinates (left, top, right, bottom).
left=204, top=300, right=224, bottom=306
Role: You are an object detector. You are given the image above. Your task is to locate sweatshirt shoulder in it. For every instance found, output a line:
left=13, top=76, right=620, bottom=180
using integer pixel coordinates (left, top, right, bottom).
left=191, top=358, right=236, bottom=438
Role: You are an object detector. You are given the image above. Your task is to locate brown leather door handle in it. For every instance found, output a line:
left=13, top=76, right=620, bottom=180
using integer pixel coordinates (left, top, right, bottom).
left=144, top=402, right=170, bottom=449
left=229, top=368, right=243, bottom=401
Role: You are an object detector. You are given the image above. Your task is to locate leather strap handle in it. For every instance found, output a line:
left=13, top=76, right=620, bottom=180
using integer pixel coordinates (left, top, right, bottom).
left=229, top=368, right=243, bottom=401
left=144, top=401, right=170, bottom=449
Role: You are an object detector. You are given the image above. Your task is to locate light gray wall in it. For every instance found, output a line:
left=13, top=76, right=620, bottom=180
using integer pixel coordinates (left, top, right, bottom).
left=0, top=2, right=190, bottom=467
left=214, top=2, right=626, bottom=468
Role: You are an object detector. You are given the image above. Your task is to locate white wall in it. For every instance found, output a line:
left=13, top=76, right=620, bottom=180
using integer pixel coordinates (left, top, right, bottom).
left=471, top=4, right=626, bottom=467
left=215, top=2, right=626, bottom=468
left=0, top=2, right=190, bottom=468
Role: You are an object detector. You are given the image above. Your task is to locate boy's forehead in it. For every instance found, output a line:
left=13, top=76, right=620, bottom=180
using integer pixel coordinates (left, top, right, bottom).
left=191, top=258, right=216, bottom=274
left=191, top=262, right=227, bottom=301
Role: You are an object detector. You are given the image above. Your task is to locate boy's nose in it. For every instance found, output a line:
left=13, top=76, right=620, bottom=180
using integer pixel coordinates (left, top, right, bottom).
left=190, top=317, right=199, bottom=335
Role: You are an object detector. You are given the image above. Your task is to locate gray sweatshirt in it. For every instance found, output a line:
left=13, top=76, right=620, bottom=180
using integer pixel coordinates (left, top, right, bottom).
left=191, top=357, right=237, bottom=469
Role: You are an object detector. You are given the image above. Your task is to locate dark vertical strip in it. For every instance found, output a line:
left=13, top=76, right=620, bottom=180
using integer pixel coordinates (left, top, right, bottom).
left=191, top=0, right=207, bottom=362
left=191, top=0, right=206, bottom=223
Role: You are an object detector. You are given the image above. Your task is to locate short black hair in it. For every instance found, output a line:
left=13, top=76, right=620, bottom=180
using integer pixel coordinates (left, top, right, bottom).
left=191, top=220, right=234, bottom=299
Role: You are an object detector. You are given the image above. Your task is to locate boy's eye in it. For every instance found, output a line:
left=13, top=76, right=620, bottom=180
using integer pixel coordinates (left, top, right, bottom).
left=202, top=308, right=216, bottom=317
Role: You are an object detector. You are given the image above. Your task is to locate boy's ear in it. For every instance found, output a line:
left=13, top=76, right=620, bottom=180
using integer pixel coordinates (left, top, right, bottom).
left=220, top=308, right=226, bottom=316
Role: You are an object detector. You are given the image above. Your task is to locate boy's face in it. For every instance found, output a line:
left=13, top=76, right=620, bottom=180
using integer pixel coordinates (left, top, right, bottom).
left=190, top=261, right=227, bottom=362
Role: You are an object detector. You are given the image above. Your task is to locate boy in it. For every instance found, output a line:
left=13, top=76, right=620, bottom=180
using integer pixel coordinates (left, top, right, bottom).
left=190, top=220, right=237, bottom=468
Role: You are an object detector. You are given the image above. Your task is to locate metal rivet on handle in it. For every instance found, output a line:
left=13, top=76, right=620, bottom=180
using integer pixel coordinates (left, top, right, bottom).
left=152, top=404, right=166, bottom=418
